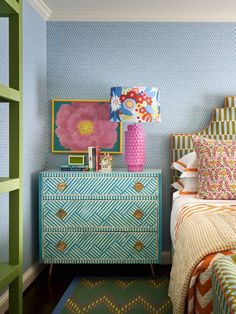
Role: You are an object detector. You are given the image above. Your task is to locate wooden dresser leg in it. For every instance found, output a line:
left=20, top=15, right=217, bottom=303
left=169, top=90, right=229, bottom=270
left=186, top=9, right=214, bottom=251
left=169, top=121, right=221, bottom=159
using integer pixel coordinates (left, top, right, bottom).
left=48, top=264, right=53, bottom=280
left=150, top=264, right=156, bottom=277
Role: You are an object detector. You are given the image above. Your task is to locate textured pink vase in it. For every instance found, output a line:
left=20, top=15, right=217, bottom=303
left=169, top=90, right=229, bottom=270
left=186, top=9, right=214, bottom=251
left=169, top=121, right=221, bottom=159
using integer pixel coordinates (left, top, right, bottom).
left=124, top=124, right=145, bottom=172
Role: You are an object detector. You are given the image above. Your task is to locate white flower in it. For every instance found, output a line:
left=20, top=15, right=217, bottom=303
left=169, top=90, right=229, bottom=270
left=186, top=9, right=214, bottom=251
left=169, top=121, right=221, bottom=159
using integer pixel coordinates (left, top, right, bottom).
left=111, top=95, right=121, bottom=112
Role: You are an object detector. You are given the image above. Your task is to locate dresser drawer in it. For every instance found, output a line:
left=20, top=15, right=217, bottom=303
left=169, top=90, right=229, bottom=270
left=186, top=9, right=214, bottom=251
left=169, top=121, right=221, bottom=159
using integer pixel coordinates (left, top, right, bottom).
left=42, top=176, right=158, bottom=197
left=42, top=232, right=158, bottom=263
left=42, top=200, right=158, bottom=230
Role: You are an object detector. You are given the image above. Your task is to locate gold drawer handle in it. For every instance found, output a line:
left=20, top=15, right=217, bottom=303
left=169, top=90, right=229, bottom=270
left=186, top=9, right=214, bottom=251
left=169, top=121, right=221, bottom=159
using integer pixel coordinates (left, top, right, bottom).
left=57, top=241, right=67, bottom=252
left=134, top=241, right=144, bottom=251
left=134, top=182, right=144, bottom=192
left=56, top=209, right=67, bottom=220
left=57, top=182, right=67, bottom=191
left=133, top=209, right=144, bottom=220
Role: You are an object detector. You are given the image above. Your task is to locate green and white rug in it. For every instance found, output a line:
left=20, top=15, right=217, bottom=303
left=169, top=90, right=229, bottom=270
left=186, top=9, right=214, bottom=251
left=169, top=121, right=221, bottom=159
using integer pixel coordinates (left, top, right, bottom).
left=53, top=277, right=172, bottom=313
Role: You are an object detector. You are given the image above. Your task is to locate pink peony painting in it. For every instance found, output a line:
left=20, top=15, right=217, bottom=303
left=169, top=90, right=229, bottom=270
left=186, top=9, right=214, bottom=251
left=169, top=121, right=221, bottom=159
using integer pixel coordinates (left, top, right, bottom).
left=52, top=100, right=122, bottom=153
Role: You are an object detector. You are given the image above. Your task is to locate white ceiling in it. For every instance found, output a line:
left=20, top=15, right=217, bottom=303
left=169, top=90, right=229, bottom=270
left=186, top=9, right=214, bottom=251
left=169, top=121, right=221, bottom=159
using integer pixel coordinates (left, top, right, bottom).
left=32, top=0, right=236, bottom=21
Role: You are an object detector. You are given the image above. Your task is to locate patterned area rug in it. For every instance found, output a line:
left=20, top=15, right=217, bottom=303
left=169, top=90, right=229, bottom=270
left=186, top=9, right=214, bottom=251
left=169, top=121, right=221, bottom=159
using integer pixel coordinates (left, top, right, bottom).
left=52, top=277, right=172, bottom=313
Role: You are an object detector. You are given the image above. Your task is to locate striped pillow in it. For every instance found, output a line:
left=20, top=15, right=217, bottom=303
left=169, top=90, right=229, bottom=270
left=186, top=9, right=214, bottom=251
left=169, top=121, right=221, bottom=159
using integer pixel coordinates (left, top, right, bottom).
left=172, top=151, right=198, bottom=178
left=171, top=177, right=198, bottom=195
left=193, top=136, right=236, bottom=200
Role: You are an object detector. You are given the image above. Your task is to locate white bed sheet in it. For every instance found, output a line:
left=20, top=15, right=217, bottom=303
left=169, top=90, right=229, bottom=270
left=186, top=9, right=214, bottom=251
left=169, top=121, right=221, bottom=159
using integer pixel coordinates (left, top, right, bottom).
left=170, top=191, right=236, bottom=245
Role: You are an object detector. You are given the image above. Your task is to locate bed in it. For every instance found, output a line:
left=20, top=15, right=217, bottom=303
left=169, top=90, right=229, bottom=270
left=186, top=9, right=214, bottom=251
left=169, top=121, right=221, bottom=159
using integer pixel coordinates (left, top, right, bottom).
left=168, top=96, right=236, bottom=313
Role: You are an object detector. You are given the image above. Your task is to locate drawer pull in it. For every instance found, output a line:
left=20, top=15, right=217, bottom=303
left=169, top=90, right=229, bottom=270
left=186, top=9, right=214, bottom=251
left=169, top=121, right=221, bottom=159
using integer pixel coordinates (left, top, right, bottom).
left=133, top=209, right=144, bottom=220
left=134, top=241, right=144, bottom=251
left=134, top=182, right=144, bottom=192
left=57, top=241, right=67, bottom=252
left=56, top=209, right=67, bottom=220
left=57, top=182, right=67, bottom=191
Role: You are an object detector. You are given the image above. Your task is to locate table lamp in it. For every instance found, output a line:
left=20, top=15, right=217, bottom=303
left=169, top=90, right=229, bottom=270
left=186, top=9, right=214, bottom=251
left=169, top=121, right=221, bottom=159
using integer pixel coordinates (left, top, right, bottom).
left=110, top=86, right=160, bottom=172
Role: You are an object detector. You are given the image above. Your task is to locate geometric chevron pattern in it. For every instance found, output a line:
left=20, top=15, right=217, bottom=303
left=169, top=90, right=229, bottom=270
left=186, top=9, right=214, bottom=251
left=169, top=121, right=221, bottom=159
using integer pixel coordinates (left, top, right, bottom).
left=174, top=203, right=236, bottom=313
left=43, top=199, right=158, bottom=231
left=39, top=170, right=162, bottom=264
left=212, top=254, right=236, bottom=314
left=188, top=250, right=236, bottom=314
left=52, top=277, right=172, bottom=314
left=43, top=231, right=158, bottom=264
left=42, top=175, right=159, bottom=197
left=171, top=96, right=236, bottom=183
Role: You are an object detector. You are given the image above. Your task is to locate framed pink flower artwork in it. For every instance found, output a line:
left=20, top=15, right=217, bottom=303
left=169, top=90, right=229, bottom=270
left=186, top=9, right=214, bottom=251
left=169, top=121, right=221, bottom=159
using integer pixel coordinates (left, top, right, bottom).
left=52, top=100, right=122, bottom=154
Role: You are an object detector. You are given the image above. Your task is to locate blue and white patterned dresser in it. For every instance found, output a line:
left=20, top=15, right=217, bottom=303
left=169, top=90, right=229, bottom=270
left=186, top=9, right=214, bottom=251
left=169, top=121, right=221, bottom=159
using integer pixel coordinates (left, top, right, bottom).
left=39, top=170, right=162, bottom=264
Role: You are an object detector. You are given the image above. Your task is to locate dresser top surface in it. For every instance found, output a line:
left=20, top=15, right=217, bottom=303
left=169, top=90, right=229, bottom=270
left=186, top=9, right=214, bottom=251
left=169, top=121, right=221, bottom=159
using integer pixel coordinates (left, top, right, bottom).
left=40, top=169, right=161, bottom=176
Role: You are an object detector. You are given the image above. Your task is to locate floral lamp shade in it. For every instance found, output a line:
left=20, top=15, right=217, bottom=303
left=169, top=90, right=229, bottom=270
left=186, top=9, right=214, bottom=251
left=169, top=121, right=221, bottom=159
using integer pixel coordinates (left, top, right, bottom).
left=110, top=87, right=160, bottom=123
left=110, top=87, right=161, bottom=172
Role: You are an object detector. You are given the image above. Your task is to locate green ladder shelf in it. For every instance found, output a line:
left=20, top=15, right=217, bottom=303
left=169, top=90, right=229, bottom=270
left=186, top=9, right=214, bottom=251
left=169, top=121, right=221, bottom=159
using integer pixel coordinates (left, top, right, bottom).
left=0, top=0, right=23, bottom=313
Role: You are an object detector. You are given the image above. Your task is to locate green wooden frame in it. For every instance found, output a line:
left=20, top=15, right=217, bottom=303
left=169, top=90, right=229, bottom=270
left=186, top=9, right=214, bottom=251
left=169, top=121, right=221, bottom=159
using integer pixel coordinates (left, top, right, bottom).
left=0, top=0, right=23, bottom=313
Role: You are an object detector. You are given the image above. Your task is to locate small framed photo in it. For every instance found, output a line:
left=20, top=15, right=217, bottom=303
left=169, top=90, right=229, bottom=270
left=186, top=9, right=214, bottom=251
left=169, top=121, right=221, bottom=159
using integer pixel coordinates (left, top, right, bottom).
left=100, top=154, right=113, bottom=172
left=52, top=100, right=122, bottom=154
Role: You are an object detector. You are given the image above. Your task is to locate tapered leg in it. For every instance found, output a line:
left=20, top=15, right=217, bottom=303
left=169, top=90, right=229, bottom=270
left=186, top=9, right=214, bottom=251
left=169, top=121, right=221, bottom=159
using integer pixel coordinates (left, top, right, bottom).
left=150, top=264, right=156, bottom=277
left=48, top=264, right=54, bottom=280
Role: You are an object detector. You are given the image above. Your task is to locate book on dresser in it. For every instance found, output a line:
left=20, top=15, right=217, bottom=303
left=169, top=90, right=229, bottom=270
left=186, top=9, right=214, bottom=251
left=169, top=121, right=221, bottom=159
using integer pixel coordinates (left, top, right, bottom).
left=39, top=169, right=162, bottom=265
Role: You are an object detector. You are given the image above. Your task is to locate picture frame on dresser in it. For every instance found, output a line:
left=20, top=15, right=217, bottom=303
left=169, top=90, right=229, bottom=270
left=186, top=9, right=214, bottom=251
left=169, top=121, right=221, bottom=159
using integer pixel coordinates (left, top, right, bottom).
left=51, top=99, right=122, bottom=154
left=39, top=169, right=162, bottom=276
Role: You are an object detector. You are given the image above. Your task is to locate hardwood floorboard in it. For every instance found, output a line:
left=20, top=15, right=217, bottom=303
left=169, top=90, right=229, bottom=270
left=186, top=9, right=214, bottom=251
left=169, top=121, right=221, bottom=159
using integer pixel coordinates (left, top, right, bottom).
left=6, top=264, right=171, bottom=314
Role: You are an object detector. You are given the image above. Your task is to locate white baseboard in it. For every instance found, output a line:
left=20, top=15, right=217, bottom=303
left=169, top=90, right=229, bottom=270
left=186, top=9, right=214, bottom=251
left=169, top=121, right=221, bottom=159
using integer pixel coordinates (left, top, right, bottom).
left=161, top=251, right=172, bottom=265
left=0, top=263, right=46, bottom=313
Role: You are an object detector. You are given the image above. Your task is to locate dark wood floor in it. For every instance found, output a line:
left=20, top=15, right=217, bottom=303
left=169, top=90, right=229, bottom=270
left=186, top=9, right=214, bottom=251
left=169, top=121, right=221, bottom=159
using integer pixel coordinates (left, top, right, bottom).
left=10, top=264, right=171, bottom=314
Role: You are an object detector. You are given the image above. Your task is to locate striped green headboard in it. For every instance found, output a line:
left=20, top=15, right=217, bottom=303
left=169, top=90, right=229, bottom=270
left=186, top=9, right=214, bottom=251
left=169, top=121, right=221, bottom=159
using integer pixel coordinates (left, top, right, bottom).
left=171, top=96, right=236, bottom=183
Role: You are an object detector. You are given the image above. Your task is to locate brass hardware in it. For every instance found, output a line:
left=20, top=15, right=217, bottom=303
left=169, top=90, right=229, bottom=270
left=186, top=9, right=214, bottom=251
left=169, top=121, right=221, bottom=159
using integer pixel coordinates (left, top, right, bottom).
left=134, top=241, right=144, bottom=251
left=134, top=182, right=144, bottom=192
left=57, top=182, right=67, bottom=191
left=56, top=209, right=67, bottom=220
left=133, top=209, right=144, bottom=220
left=56, top=241, right=67, bottom=252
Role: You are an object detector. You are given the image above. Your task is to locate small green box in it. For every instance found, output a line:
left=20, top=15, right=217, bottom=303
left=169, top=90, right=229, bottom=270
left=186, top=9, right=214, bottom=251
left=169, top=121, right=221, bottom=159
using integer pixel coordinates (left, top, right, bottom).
left=68, top=155, right=86, bottom=166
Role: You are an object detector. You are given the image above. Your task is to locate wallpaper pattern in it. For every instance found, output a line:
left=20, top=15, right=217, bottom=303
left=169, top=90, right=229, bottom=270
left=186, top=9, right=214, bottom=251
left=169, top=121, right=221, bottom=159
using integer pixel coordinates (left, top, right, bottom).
left=47, top=22, right=236, bottom=250
left=1, top=17, right=236, bottom=264
left=22, top=0, right=47, bottom=270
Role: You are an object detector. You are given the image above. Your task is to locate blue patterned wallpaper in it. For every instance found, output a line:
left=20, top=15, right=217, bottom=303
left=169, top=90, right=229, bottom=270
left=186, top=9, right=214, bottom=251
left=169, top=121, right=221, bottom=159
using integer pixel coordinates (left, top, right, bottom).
left=0, top=1, right=47, bottom=271
left=22, top=0, right=47, bottom=270
left=1, top=14, right=236, bottom=263
left=47, top=22, right=236, bottom=251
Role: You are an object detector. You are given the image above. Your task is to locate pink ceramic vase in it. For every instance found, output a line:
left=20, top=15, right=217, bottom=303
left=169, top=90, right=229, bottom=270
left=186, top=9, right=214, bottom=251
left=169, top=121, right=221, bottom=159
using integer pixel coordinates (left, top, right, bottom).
left=124, top=124, right=145, bottom=172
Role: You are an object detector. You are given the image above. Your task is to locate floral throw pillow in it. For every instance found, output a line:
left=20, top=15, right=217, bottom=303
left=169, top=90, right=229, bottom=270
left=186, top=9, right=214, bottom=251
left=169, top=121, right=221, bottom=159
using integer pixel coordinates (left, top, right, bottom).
left=192, top=136, right=236, bottom=200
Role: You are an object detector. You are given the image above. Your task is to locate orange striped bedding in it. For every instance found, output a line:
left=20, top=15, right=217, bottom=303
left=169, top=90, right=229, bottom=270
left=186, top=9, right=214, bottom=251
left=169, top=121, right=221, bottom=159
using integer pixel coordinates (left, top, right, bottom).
left=175, top=204, right=236, bottom=314
left=174, top=203, right=236, bottom=245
